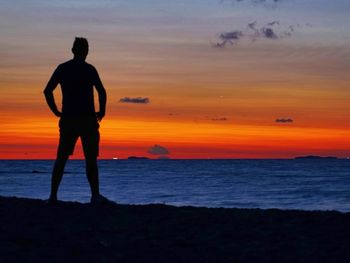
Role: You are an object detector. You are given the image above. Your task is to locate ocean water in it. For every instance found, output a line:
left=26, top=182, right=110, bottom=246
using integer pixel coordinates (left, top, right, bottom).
left=0, top=159, right=350, bottom=211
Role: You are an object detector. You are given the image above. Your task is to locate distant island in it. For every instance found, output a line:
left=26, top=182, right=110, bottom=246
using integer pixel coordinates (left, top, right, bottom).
left=294, top=155, right=338, bottom=160
left=157, top=156, right=171, bottom=160
left=127, top=156, right=150, bottom=160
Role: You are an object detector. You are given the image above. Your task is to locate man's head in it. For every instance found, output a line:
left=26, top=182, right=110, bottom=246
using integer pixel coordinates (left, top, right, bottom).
left=72, top=37, right=89, bottom=60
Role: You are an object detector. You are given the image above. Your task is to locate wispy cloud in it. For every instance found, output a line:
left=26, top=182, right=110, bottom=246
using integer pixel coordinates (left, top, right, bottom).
left=261, top=27, right=278, bottom=39
left=168, top=113, right=179, bottom=117
left=267, top=20, right=280, bottom=26
left=211, top=117, right=228, bottom=121
left=213, top=31, right=243, bottom=47
left=119, top=97, right=150, bottom=104
left=275, top=118, right=293, bottom=123
left=214, top=21, right=304, bottom=47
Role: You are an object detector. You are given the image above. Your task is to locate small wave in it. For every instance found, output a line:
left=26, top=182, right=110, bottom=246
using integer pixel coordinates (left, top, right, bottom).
left=32, top=170, right=46, bottom=174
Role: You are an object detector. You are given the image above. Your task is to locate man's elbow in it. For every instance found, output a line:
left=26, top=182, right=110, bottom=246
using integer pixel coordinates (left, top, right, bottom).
left=43, top=88, right=52, bottom=96
left=43, top=89, right=54, bottom=101
left=98, top=88, right=107, bottom=98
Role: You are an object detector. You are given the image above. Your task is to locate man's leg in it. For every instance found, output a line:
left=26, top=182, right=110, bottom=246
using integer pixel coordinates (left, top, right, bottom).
left=81, top=117, right=109, bottom=203
left=50, top=117, right=78, bottom=201
left=49, top=154, right=69, bottom=201
left=85, top=155, right=100, bottom=198
left=85, top=155, right=110, bottom=204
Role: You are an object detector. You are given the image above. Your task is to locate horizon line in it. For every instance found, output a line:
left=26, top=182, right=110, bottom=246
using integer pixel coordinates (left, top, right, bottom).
left=0, top=157, right=347, bottom=161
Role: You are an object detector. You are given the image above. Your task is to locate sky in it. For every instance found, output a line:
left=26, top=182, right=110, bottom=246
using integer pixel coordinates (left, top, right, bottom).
left=1, top=0, right=350, bottom=159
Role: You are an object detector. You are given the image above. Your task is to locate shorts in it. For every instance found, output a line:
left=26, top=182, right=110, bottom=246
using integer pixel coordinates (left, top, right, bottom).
left=57, top=116, right=100, bottom=158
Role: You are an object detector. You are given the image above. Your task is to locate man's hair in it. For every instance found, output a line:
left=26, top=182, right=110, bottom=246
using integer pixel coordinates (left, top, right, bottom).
left=72, top=37, right=89, bottom=56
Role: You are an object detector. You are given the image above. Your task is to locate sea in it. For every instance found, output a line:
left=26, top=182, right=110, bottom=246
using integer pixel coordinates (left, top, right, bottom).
left=1, top=159, right=350, bottom=212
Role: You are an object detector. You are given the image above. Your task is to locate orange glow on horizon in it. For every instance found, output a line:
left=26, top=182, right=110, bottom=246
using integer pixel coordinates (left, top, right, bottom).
left=1, top=116, right=350, bottom=159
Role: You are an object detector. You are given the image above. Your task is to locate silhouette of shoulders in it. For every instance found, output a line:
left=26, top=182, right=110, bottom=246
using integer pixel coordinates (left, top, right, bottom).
left=52, top=59, right=101, bottom=116
left=55, top=59, right=98, bottom=82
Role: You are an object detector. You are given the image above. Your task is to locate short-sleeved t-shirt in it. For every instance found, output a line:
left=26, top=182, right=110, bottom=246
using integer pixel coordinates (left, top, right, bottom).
left=50, top=59, right=101, bottom=116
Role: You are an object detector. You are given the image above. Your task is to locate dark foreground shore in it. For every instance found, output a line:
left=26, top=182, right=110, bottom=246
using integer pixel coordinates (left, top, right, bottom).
left=1, top=196, right=350, bottom=263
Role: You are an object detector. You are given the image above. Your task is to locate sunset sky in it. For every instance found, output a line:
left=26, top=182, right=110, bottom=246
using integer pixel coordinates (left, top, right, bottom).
left=1, top=0, right=350, bottom=159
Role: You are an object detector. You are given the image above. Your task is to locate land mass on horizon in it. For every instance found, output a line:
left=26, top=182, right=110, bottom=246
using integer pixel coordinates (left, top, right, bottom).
left=127, top=156, right=150, bottom=160
left=294, top=155, right=338, bottom=160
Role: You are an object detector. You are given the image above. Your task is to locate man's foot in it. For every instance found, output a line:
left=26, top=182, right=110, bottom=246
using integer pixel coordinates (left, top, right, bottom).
left=90, top=194, right=112, bottom=205
left=46, top=197, right=58, bottom=205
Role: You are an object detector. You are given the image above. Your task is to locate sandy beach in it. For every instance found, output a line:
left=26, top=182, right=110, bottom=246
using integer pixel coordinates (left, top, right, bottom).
left=1, top=196, right=350, bottom=263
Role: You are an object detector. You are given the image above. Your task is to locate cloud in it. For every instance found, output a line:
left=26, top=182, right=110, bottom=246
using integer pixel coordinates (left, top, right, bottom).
left=275, top=118, right=293, bottom=123
left=267, top=20, right=280, bottom=26
left=213, top=30, right=243, bottom=47
left=119, top=97, right=150, bottom=104
left=214, top=20, right=301, bottom=47
left=168, top=113, right=180, bottom=117
left=148, top=144, right=170, bottom=155
left=261, top=27, right=278, bottom=39
left=248, top=21, right=258, bottom=30
left=211, top=117, right=228, bottom=121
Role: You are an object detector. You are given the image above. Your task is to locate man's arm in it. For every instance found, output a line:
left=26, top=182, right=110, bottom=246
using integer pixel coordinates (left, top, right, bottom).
left=43, top=69, right=62, bottom=117
left=94, top=69, right=107, bottom=122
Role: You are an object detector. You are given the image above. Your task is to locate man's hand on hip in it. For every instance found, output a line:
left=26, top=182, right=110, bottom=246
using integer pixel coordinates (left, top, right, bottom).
left=96, top=112, right=105, bottom=122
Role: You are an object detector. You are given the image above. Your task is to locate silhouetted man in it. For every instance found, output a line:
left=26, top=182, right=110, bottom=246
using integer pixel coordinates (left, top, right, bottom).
left=44, top=37, right=108, bottom=204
